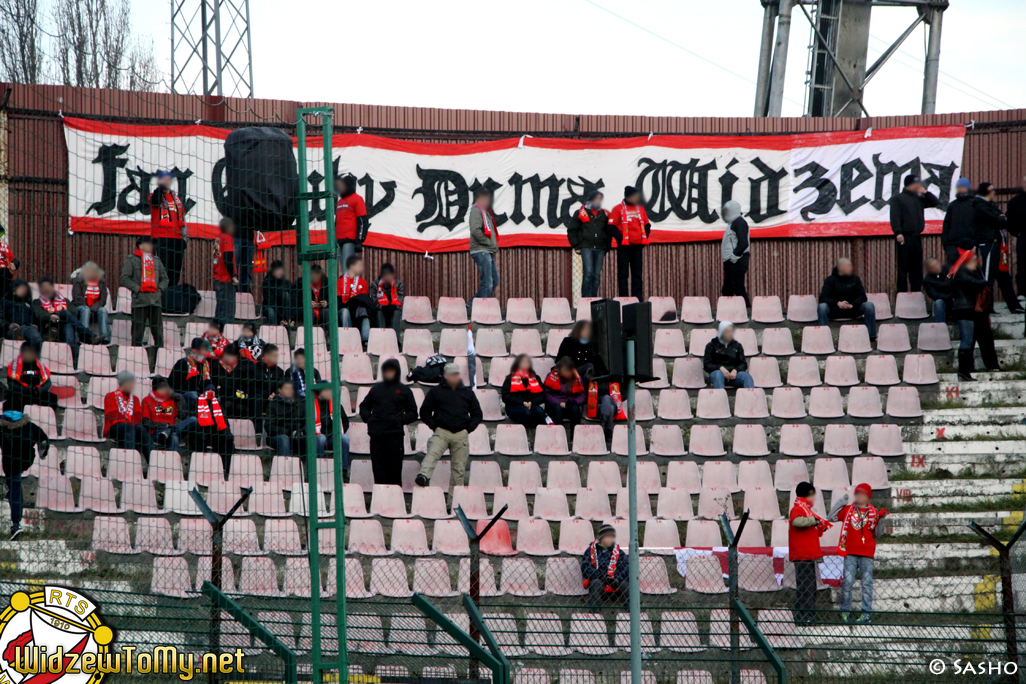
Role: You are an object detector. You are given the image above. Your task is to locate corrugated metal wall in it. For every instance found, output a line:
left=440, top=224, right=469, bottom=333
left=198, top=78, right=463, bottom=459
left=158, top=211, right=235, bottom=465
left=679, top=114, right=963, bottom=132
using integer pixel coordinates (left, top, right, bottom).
left=3, top=82, right=1024, bottom=302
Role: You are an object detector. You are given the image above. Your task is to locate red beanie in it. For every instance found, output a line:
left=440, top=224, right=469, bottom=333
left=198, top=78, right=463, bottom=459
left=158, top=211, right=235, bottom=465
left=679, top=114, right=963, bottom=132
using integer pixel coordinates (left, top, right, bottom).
left=854, top=483, right=872, bottom=497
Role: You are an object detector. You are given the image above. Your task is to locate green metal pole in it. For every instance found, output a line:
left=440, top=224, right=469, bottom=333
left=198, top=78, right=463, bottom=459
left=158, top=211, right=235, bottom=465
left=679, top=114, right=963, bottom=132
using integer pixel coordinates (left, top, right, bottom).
left=626, top=338, right=641, bottom=684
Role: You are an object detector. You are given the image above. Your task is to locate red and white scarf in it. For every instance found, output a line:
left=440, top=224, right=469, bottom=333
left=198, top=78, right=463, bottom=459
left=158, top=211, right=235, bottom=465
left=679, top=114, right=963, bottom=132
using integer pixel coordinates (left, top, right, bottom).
left=204, top=332, right=228, bottom=359
left=376, top=281, right=401, bottom=307
left=544, top=367, right=584, bottom=394
left=197, top=391, right=227, bottom=430
left=314, top=400, right=333, bottom=435
left=587, top=540, right=621, bottom=580
left=113, top=390, right=136, bottom=422
left=186, top=355, right=211, bottom=381
left=157, top=189, right=186, bottom=228
left=0, top=241, right=14, bottom=270
left=793, top=497, right=831, bottom=535
left=509, top=369, right=542, bottom=394
left=477, top=205, right=498, bottom=238
left=39, top=294, right=68, bottom=313
left=617, top=201, right=649, bottom=246
left=838, top=504, right=878, bottom=555
left=339, top=274, right=367, bottom=303
left=135, top=249, right=158, bottom=292
left=586, top=381, right=627, bottom=420
left=85, top=281, right=101, bottom=307
left=8, top=357, right=49, bottom=387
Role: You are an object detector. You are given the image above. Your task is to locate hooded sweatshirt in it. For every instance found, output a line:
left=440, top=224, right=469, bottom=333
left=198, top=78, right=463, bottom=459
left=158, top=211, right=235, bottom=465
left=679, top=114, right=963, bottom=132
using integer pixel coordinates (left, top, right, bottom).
left=358, top=358, right=418, bottom=435
left=4, top=280, right=34, bottom=327
left=702, top=322, right=748, bottom=375
left=721, top=201, right=750, bottom=263
left=941, top=193, right=976, bottom=250
left=0, top=413, right=49, bottom=476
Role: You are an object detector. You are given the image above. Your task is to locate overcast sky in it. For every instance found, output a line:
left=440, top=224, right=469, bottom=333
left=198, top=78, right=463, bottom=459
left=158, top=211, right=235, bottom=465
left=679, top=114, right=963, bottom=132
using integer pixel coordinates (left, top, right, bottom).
left=131, top=0, right=1024, bottom=119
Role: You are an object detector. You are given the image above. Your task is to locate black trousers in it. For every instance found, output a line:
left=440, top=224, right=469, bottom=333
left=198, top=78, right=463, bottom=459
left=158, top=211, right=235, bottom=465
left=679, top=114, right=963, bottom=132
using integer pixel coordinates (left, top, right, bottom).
left=1018, top=236, right=1026, bottom=295
left=370, top=434, right=406, bottom=486
left=131, top=305, right=163, bottom=347
left=944, top=245, right=961, bottom=266
left=587, top=581, right=627, bottom=612
left=792, top=561, right=818, bottom=624
left=616, top=245, right=645, bottom=299
left=182, top=426, right=234, bottom=477
left=970, top=311, right=1000, bottom=370
left=155, top=237, right=186, bottom=286
left=895, top=234, right=924, bottom=293
left=722, top=253, right=751, bottom=307
left=6, top=386, right=58, bottom=413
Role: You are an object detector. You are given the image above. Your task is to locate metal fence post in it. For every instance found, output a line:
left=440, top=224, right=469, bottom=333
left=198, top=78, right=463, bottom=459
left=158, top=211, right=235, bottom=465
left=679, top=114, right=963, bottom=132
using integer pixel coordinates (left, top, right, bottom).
left=721, top=510, right=749, bottom=684
left=625, top=338, right=642, bottom=684
left=970, top=519, right=1026, bottom=683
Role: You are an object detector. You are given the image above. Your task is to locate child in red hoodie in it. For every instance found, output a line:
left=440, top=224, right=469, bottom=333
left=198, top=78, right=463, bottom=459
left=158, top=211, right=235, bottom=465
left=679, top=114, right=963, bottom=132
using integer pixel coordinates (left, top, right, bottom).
left=829, top=482, right=888, bottom=624
left=789, top=481, right=832, bottom=625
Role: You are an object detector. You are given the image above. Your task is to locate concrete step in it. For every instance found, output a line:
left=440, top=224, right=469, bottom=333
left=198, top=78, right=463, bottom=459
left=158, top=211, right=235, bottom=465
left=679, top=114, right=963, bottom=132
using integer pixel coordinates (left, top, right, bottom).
left=885, top=510, right=1018, bottom=537
left=887, top=477, right=1021, bottom=509
left=907, top=423, right=1026, bottom=441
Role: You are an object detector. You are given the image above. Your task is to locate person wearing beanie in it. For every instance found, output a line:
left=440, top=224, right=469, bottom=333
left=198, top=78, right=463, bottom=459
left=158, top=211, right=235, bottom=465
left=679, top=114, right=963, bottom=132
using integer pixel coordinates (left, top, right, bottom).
left=973, top=182, right=1023, bottom=312
left=170, top=337, right=215, bottom=404
left=720, top=200, right=751, bottom=307
left=1005, top=174, right=1026, bottom=295
left=103, top=370, right=152, bottom=461
left=703, top=322, right=755, bottom=389
left=468, top=187, right=499, bottom=307
left=567, top=190, right=615, bottom=298
left=947, top=239, right=999, bottom=380
left=889, top=174, right=939, bottom=293
left=416, top=362, right=482, bottom=493
left=148, top=169, right=188, bottom=286
left=941, top=177, right=975, bottom=265
left=359, top=358, right=418, bottom=486
left=335, top=173, right=368, bottom=269
left=121, top=235, right=169, bottom=347
left=141, top=377, right=195, bottom=453
left=3, top=280, right=41, bottom=348
left=6, top=341, right=58, bottom=412
left=372, top=262, right=405, bottom=337
left=828, top=483, right=889, bottom=623
left=817, top=257, right=877, bottom=341
left=211, top=342, right=256, bottom=419
left=789, top=481, right=832, bottom=625
left=580, top=523, right=628, bottom=611
left=262, top=260, right=296, bottom=326
left=608, top=186, right=651, bottom=299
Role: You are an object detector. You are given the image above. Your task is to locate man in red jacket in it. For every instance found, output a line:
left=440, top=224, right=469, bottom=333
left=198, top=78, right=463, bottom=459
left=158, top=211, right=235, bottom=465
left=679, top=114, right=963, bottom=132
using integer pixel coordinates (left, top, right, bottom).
left=830, top=483, right=888, bottom=624
left=789, top=481, right=831, bottom=625
left=103, top=371, right=152, bottom=461
left=148, top=170, right=188, bottom=286
left=335, top=173, right=368, bottom=267
left=608, top=186, right=651, bottom=299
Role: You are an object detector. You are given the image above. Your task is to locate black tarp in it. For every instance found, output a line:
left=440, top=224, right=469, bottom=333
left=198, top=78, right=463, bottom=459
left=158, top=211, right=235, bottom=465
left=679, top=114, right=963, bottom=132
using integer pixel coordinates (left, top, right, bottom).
left=223, top=127, right=298, bottom=239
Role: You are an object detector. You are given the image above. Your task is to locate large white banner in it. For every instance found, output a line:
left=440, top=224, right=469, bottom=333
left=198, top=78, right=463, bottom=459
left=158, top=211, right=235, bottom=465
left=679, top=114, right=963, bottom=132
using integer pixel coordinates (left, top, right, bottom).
left=64, top=118, right=965, bottom=252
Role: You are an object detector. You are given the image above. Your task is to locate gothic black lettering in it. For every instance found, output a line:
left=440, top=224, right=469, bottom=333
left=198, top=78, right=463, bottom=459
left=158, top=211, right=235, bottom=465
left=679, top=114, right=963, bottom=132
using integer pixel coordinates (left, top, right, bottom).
left=413, top=166, right=469, bottom=232
left=87, top=143, right=129, bottom=215
left=117, top=166, right=155, bottom=216
left=307, top=169, right=327, bottom=222
left=559, top=176, right=604, bottom=227
left=838, top=158, right=872, bottom=215
left=871, top=154, right=919, bottom=210
left=678, top=159, right=719, bottom=223
left=793, top=161, right=837, bottom=221
left=636, top=158, right=673, bottom=223
left=748, top=158, right=787, bottom=223
left=718, top=158, right=740, bottom=205
left=469, top=178, right=508, bottom=226
left=212, top=158, right=228, bottom=216
left=921, top=161, right=958, bottom=209
left=358, top=174, right=398, bottom=223
left=169, top=167, right=196, bottom=214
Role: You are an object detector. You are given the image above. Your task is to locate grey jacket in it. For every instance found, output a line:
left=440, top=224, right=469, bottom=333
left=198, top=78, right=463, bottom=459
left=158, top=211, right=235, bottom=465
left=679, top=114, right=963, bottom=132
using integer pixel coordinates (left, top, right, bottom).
left=469, top=205, right=498, bottom=254
left=121, top=252, right=169, bottom=308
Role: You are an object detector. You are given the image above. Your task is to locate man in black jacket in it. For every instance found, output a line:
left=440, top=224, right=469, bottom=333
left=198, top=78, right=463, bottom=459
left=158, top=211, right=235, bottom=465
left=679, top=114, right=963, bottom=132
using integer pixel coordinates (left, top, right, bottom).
left=922, top=258, right=952, bottom=323
left=890, top=174, right=940, bottom=293
left=0, top=411, right=49, bottom=540
left=721, top=200, right=751, bottom=307
left=251, top=344, right=286, bottom=431
left=568, top=191, right=615, bottom=298
left=972, top=183, right=1022, bottom=312
left=941, top=177, right=974, bottom=264
left=703, top=322, right=753, bottom=389
left=3, top=280, right=41, bottom=347
left=211, top=343, right=255, bottom=419
left=170, top=338, right=215, bottom=408
left=358, top=357, right=417, bottom=486
left=817, top=258, right=877, bottom=340
left=5, top=342, right=58, bottom=412
left=415, top=363, right=483, bottom=493
left=1005, top=175, right=1026, bottom=294
left=266, top=380, right=324, bottom=457
left=262, top=261, right=296, bottom=326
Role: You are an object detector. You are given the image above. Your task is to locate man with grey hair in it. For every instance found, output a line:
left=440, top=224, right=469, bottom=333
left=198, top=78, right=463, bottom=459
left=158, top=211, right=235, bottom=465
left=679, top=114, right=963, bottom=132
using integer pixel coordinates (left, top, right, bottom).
left=103, top=370, right=153, bottom=461
left=415, top=362, right=482, bottom=494
left=721, top=200, right=751, bottom=307
left=817, top=257, right=877, bottom=341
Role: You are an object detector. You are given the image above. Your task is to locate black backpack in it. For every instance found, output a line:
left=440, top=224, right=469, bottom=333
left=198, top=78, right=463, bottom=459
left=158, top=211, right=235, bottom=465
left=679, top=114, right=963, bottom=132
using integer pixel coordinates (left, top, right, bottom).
left=162, top=283, right=201, bottom=315
left=408, top=355, right=447, bottom=384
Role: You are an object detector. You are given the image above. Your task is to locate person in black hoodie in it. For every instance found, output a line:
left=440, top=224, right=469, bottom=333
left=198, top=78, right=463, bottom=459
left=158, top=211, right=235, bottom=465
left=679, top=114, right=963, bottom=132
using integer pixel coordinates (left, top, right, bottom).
left=972, top=182, right=1022, bottom=312
left=501, top=354, right=548, bottom=428
left=556, top=321, right=597, bottom=374
left=721, top=200, right=751, bottom=307
left=251, top=344, right=286, bottom=431
left=941, top=177, right=975, bottom=264
left=922, top=258, right=952, bottom=323
left=817, top=258, right=877, bottom=340
left=262, top=260, right=296, bottom=326
left=415, top=362, right=482, bottom=493
left=948, top=240, right=999, bottom=380
left=703, top=322, right=754, bottom=389
left=170, top=338, right=215, bottom=407
left=359, top=358, right=417, bottom=486
left=32, top=277, right=95, bottom=364
left=265, top=380, right=325, bottom=457
left=889, top=174, right=939, bottom=293
left=3, top=280, right=41, bottom=347
left=5, top=342, right=58, bottom=412
left=0, top=411, right=49, bottom=540
left=1005, top=175, right=1026, bottom=294
left=211, top=342, right=256, bottom=419
left=568, top=190, right=616, bottom=298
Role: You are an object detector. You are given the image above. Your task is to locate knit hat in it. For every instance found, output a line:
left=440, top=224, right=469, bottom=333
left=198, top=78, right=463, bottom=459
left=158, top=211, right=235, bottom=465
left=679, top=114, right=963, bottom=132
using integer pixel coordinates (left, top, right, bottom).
left=585, top=190, right=603, bottom=204
left=722, top=200, right=742, bottom=223
left=191, top=337, right=210, bottom=351
left=117, top=370, right=135, bottom=385
left=443, top=363, right=461, bottom=376
left=156, top=170, right=172, bottom=180
left=956, top=177, right=971, bottom=190
left=624, top=185, right=640, bottom=200
left=717, top=321, right=734, bottom=343
left=978, top=182, right=994, bottom=196
left=597, top=523, right=616, bottom=540
left=854, top=483, right=872, bottom=497
left=903, top=174, right=920, bottom=187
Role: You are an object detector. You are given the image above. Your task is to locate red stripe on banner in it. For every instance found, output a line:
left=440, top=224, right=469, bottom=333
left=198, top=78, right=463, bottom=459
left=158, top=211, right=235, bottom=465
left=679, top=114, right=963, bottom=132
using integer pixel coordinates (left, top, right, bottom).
left=63, top=117, right=234, bottom=140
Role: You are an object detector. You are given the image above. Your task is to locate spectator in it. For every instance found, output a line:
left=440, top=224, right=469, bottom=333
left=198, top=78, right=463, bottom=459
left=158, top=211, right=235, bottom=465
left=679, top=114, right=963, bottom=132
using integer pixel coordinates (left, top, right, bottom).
left=941, top=177, right=975, bottom=264
left=170, top=338, right=214, bottom=411
left=373, top=263, right=404, bottom=337
left=556, top=321, right=596, bottom=373
left=973, top=182, right=1023, bottom=312
left=608, top=186, right=650, bottom=299
left=289, top=348, right=322, bottom=398
left=212, top=217, right=239, bottom=323
left=335, top=173, right=368, bottom=267
left=817, top=258, right=877, bottom=341
left=359, top=358, right=417, bottom=486
left=307, top=264, right=330, bottom=327
left=0, top=410, right=48, bottom=540
left=501, top=354, right=548, bottom=428
left=949, top=241, right=999, bottom=380
left=567, top=190, right=614, bottom=298
left=415, top=363, right=483, bottom=492
left=1005, top=174, right=1026, bottom=294
left=237, top=322, right=266, bottom=362
left=0, top=225, right=20, bottom=301
left=3, top=280, right=41, bottom=347
left=266, top=380, right=326, bottom=457
left=6, top=342, right=57, bottom=412
left=828, top=483, right=888, bottom=624
left=543, top=357, right=586, bottom=428
left=262, top=260, right=296, bottom=326
left=103, top=370, right=152, bottom=461
left=251, top=344, right=286, bottom=430
left=70, top=261, right=110, bottom=345
left=703, top=322, right=754, bottom=389
left=889, top=174, right=939, bottom=293
left=211, top=342, right=255, bottom=420
left=922, top=258, right=952, bottom=323
left=141, top=377, right=195, bottom=453
left=314, top=386, right=349, bottom=474
left=720, top=200, right=751, bottom=307
left=181, top=390, right=235, bottom=478
left=580, top=523, right=628, bottom=611
left=148, top=170, right=188, bottom=286
left=468, top=188, right=499, bottom=307
left=122, top=235, right=169, bottom=348
left=789, top=481, right=831, bottom=625
left=32, top=277, right=95, bottom=363
left=339, top=254, right=373, bottom=344
left=203, top=321, right=229, bottom=360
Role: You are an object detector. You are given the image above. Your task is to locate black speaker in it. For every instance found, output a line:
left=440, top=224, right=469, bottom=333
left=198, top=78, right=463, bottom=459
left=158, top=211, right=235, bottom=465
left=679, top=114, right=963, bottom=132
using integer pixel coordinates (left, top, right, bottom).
left=590, top=299, right=624, bottom=378
left=223, top=127, right=299, bottom=236
left=623, top=302, right=654, bottom=380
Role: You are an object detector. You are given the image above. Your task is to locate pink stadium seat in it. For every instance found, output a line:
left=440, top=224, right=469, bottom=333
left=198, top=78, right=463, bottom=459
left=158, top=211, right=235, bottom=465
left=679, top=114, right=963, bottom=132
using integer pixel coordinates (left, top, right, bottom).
left=697, top=487, right=735, bottom=519
left=177, top=518, right=212, bottom=555
left=402, top=297, right=435, bottom=324
left=369, top=558, right=414, bottom=598
left=540, top=298, right=572, bottom=325
left=654, top=329, right=687, bottom=357
left=369, top=484, right=410, bottom=518
left=731, top=518, right=766, bottom=547
left=685, top=556, right=727, bottom=593
left=146, top=450, right=182, bottom=484
left=847, top=386, right=884, bottom=418
left=468, top=460, right=504, bottom=493
left=367, top=328, right=399, bottom=356
left=121, top=479, right=159, bottom=514
left=62, top=408, right=101, bottom=442
left=374, top=355, right=409, bottom=383
left=866, top=292, right=893, bottom=320
left=492, top=487, right=530, bottom=519
left=475, top=389, right=504, bottom=421
left=786, top=356, right=821, bottom=387
left=650, top=424, right=686, bottom=456
left=814, top=458, right=850, bottom=491
left=507, top=461, right=542, bottom=494
left=659, top=612, right=704, bottom=654
left=390, top=519, right=431, bottom=555
left=886, top=386, right=922, bottom=417
left=136, top=517, right=180, bottom=555
left=809, top=386, right=844, bottom=418
left=611, top=424, right=647, bottom=456
left=475, top=328, right=507, bottom=357
left=643, top=518, right=682, bottom=553
left=863, top=355, right=898, bottom=385
left=615, top=487, right=654, bottom=519
left=506, top=297, right=539, bottom=325
left=346, top=424, right=370, bottom=455
left=455, top=355, right=486, bottom=387
left=544, top=558, right=587, bottom=597
left=733, top=424, right=770, bottom=457
left=786, top=294, right=818, bottom=322
left=671, top=358, right=705, bottom=389
left=235, top=293, right=259, bottom=320
left=574, top=488, right=612, bottom=520
left=748, top=356, right=782, bottom=388
left=715, top=296, right=748, bottom=323
left=801, top=326, right=835, bottom=355
left=696, top=389, right=730, bottom=420
left=738, top=460, right=773, bottom=490
left=153, top=348, right=183, bottom=378
left=524, top=613, right=572, bottom=656
left=689, top=425, right=726, bottom=456
left=450, top=486, right=488, bottom=519
left=876, top=323, right=911, bottom=353
left=42, top=342, right=75, bottom=374
left=151, top=557, right=191, bottom=597
left=751, top=296, right=784, bottom=323
left=903, top=352, right=939, bottom=384
left=438, top=297, right=470, bottom=324
left=895, top=291, right=928, bottom=319
left=114, top=287, right=134, bottom=315
left=24, top=406, right=58, bottom=440
left=586, top=461, right=622, bottom=492
left=573, top=424, right=609, bottom=456
left=545, top=329, right=571, bottom=358
left=837, top=325, right=872, bottom=354
left=92, top=516, right=133, bottom=553
left=341, top=354, right=374, bottom=384
left=283, top=558, right=311, bottom=597
left=685, top=519, right=723, bottom=547
left=702, top=460, right=738, bottom=492
left=823, top=423, right=861, bottom=456
left=223, top=518, right=261, bottom=555
left=401, top=328, right=434, bottom=357
left=738, top=554, right=780, bottom=591
left=535, top=424, right=570, bottom=456
left=576, top=298, right=598, bottom=321
left=614, top=612, right=659, bottom=652
left=558, top=519, right=597, bottom=555
left=500, top=557, right=546, bottom=597
left=649, top=296, right=679, bottom=323
left=773, top=459, right=810, bottom=492
left=86, top=377, right=116, bottom=409
left=533, top=487, right=572, bottom=521
left=681, top=297, right=713, bottom=324
left=248, top=482, right=288, bottom=518
left=760, top=328, right=796, bottom=357
left=823, top=355, right=859, bottom=386
left=412, top=558, right=460, bottom=598
left=472, top=298, right=504, bottom=324
left=656, top=486, right=694, bottom=521
left=658, top=390, right=693, bottom=422
left=770, top=387, right=807, bottom=419
left=510, top=328, right=544, bottom=357
left=486, top=356, right=514, bottom=386
left=81, top=346, right=114, bottom=375
left=410, top=486, right=449, bottom=519
left=547, top=461, right=582, bottom=492
left=107, top=448, right=143, bottom=482
left=478, top=519, right=517, bottom=556
left=778, top=424, right=816, bottom=457
left=188, top=451, right=225, bottom=487
left=742, top=488, right=782, bottom=523
left=735, top=328, right=759, bottom=357
left=734, top=388, right=769, bottom=419
left=917, top=322, right=952, bottom=351
left=688, top=328, right=717, bottom=357
left=614, top=297, right=639, bottom=310
left=263, top=519, right=304, bottom=556
left=852, top=456, right=890, bottom=488
left=64, top=446, right=102, bottom=479
left=431, top=519, right=470, bottom=556
left=237, top=556, right=284, bottom=597
left=865, top=422, right=906, bottom=455
left=343, top=519, right=388, bottom=557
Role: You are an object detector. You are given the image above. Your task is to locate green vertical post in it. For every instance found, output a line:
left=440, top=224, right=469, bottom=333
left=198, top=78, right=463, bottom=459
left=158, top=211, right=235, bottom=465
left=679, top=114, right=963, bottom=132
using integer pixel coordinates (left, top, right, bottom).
left=625, top=338, right=642, bottom=684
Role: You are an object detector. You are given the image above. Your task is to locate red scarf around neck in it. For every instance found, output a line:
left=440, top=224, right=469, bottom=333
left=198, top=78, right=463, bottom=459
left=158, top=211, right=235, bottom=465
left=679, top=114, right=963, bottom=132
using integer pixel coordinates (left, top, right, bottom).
left=793, top=497, right=832, bottom=535
left=585, top=540, right=621, bottom=592
left=85, top=281, right=101, bottom=307
left=617, top=201, right=649, bottom=246
left=477, top=205, right=498, bottom=238
left=314, top=400, right=333, bottom=435
left=544, top=367, right=584, bottom=394
left=8, top=357, right=49, bottom=387
left=204, top=332, right=228, bottom=359
left=509, top=369, right=542, bottom=394
left=838, top=504, right=878, bottom=556
left=135, top=250, right=158, bottom=292
left=376, top=281, right=401, bottom=307
left=186, top=355, right=211, bottom=381
left=113, top=390, right=136, bottom=422
left=197, top=391, right=227, bottom=430
left=39, top=294, right=68, bottom=313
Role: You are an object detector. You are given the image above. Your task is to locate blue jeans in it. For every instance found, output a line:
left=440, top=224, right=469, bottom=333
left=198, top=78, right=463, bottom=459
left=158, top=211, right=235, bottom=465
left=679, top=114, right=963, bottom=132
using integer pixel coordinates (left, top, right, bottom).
left=152, top=417, right=198, bottom=453
left=469, top=252, right=499, bottom=305
left=108, top=422, right=153, bottom=462
left=271, top=433, right=327, bottom=458
left=710, top=370, right=755, bottom=389
left=235, top=237, right=255, bottom=293
left=77, top=306, right=109, bottom=342
left=817, top=301, right=877, bottom=339
left=580, top=248, right=606, bottom=299
left=957, top=319, right=974, bottom=350
left=338, top=242, right=358, bottom=271
left=340, top=309, right=371, bottom=342
left=932, top=299, right=947, bottom=324
left=338, top=433, right=350, bottom=471
left=840, top=554, right=874, bottom=613
left=6, top=324, right=41, bottom=348
left=6, top=472, right=22, bottom=527
left=505, top=402, right=548, bottom=428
